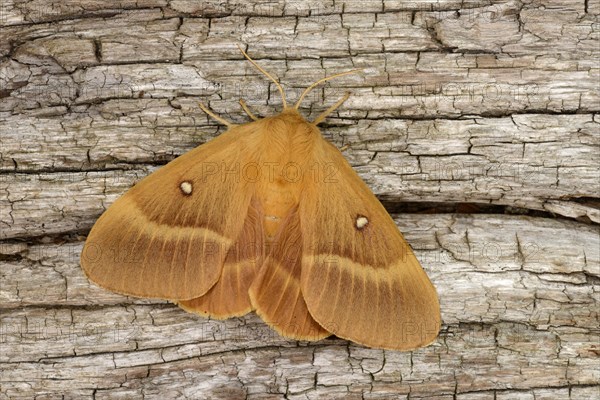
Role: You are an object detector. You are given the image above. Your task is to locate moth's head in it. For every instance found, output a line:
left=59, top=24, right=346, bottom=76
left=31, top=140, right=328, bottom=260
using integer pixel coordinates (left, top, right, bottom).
left=263, top=107, right=319, bottom=138
left=198, top=46, right=361, bottom=129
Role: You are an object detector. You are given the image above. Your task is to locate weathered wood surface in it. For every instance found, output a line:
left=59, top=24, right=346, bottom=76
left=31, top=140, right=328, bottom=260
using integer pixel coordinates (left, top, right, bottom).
left=0, top=0, right=598, bottom=398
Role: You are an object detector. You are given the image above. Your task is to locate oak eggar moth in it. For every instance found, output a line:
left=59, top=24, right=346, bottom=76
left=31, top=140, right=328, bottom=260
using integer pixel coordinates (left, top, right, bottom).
left=81, top=46, right=441, bottom=351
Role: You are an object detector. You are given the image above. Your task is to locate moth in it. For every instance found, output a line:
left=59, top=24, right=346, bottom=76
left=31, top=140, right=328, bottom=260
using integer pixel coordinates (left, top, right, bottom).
left=81, top=47, right=440, bottom=351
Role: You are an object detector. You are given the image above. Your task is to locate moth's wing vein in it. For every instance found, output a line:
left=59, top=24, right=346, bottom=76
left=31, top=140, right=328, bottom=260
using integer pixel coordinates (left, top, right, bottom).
left=166, top=224, right=183, bottom=296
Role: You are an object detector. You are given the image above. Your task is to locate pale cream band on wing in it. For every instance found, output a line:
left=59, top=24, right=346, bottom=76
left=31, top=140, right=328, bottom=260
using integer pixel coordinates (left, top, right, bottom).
left=127, top=196, right=234, bottom=246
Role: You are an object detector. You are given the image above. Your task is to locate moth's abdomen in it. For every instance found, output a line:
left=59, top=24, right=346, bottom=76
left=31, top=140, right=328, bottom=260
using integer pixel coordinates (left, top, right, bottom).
left=259, top=180, right=300, bottom=238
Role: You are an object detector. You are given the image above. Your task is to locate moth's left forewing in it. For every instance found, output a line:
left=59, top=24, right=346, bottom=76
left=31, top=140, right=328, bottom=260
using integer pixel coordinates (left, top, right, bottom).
left=81, top=124, right=258, bottom=301
left=299, top=140, right=441, bottom=351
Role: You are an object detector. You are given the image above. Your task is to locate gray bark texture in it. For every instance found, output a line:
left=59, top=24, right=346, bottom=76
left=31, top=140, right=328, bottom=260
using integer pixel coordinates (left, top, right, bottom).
left=1, top=0, right=599, bottom=399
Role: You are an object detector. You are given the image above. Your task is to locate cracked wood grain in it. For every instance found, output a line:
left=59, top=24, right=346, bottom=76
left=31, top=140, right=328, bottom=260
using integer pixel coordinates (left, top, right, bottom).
left=1, top=215, right=598, bottom=398
left=0, top=0, right=598, bottom=398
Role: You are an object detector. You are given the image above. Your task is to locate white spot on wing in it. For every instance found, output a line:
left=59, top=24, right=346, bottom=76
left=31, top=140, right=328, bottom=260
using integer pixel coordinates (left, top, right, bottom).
left=356, top=216, right=369, bottom=229
left=180, top=181, right=193, bottom=195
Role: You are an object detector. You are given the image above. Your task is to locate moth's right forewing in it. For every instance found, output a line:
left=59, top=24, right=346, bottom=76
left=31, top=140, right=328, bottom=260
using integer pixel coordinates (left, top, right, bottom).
left=299, top=140, right=441, bottom=351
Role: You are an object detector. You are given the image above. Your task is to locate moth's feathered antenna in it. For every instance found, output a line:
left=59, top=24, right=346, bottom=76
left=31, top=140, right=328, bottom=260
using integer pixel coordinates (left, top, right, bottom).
left=237, top=45, right=287, bottom=109
left=312, top=91, right=351, bottom=125
left=239, top=99, right=259, bottom=121
left=294, top=69, right=362, bottom=110
left=198, top=101, right=235, bottom=127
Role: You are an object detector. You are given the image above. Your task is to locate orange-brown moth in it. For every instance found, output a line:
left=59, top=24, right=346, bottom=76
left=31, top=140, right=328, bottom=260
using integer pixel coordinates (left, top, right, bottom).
left=81, top=47, right=440, bottom=351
